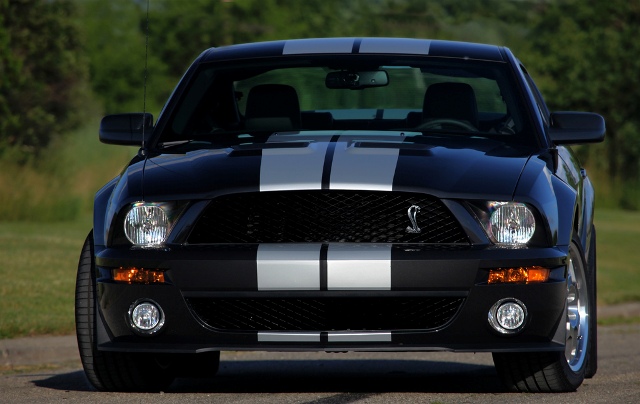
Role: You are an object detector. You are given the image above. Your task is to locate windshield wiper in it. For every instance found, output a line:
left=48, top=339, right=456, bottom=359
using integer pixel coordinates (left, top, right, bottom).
left=157, top=140, right=196, bottom=149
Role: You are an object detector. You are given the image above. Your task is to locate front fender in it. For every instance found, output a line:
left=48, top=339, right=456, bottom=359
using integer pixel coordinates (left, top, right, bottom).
left=580, top=173, right=596, bottom=255
left=93, top=177, right=118, bottom=247
left=513, top=156, right=576, bottom=247
left=94, top=159, right=146, bottom=248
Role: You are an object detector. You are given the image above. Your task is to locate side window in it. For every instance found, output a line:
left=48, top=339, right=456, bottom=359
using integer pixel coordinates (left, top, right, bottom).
left=520, top=65, right=550, bottom=127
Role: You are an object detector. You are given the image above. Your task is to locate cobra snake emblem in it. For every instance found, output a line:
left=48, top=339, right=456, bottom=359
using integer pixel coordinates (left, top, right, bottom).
left=406, top=205, right=421, bottom=233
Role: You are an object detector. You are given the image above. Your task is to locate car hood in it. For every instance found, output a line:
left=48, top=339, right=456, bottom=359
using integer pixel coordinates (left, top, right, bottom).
left=141, top=131, right=534, bottom=201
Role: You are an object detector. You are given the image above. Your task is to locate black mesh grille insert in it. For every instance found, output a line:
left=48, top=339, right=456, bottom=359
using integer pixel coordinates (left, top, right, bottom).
left=185, top=297, right=465, bottom=332
left=187, top=191, right=468, bottom=244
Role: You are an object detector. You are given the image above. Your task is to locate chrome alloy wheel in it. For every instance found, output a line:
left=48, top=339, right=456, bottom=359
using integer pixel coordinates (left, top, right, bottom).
left=565, top=244, right=589, bottom=372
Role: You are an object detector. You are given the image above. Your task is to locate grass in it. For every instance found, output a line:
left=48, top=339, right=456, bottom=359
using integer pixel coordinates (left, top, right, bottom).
left=0, top=116, right=136, bottom=221
left=0, top=219, right=91, bottom=339
left=0, top=116, right=137, bottom=338
left=598, top=316, right=640, bottom=326
left=594, top=209, right=640, bottom=304
left=0, top=360, right=81, bottom=376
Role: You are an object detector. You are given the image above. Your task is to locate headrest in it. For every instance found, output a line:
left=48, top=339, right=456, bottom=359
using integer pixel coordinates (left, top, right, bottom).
left=245, top=84, right=301, bottom=130
left=423, top=82, right=478, bottom=127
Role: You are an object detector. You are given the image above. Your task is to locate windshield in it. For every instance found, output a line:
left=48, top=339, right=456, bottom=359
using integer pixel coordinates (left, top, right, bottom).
left=156, top=55, right=534, bottom=148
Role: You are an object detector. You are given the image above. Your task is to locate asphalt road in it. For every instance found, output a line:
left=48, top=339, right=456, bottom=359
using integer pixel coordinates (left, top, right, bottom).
left=1, top=324, right=639, bottom=403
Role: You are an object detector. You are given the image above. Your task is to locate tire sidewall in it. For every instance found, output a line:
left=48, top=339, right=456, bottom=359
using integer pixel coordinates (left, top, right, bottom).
left=559, top=236, right=591, bottom=385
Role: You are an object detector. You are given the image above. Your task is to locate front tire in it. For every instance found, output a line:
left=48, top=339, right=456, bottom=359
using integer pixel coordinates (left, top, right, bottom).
left=585, top=226, right=598, bottom=378
left=75, top=231, right=176, bottom=392
left=492, top=237, right=595, bottom=392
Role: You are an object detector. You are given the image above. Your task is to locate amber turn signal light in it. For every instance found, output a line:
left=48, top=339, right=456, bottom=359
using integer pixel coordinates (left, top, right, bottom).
left=488, top=266, right=549, bottom=284
left=112, top=267, right=165, bottom=284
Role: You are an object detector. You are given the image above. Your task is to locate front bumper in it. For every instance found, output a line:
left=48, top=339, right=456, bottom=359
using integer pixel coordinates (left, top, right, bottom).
left=95, top=243, right=569, bottom=353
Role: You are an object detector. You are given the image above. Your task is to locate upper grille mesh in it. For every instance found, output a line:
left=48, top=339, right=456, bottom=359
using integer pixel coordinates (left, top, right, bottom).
left=187, top=191, right=468, bottom=244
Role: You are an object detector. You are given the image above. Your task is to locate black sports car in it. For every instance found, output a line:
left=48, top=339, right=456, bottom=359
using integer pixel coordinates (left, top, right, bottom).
left=76, top=37, right=605, bottom=392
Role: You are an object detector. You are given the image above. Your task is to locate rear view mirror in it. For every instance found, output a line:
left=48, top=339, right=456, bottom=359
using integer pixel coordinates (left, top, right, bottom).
left=326, top=70, right=389, bottom=89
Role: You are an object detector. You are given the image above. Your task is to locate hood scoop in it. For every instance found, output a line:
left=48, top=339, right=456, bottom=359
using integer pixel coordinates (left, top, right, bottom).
left=351, top=140, right=434, bottom=156
left=229, top=141, right=312, bottom=156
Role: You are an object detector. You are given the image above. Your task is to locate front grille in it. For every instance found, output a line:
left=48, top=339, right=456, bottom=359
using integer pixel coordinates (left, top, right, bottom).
left=187, top=191, right=468, bottom=244
left=185, top=297, right=465, bottom=332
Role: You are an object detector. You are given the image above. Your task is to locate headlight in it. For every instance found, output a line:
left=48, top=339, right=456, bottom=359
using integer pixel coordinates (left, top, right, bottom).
left=468, top=201, right=537, bottom=246
left=489, top=202, right=535, bottom=244
left=111, top=201, right=188, bottom=247
left=124, top=203, right=170, bottom=246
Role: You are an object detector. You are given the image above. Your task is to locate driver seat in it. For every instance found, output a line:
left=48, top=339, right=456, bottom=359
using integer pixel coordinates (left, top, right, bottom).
left=422, top=82, right=478, bottom=128
left=245, top=84, right=301, bottom=131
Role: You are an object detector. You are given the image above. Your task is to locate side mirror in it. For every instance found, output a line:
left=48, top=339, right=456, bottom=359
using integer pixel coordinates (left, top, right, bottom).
left=99, top=113, right=153, bottom=146
left=548, top=112, right=605, bottom=145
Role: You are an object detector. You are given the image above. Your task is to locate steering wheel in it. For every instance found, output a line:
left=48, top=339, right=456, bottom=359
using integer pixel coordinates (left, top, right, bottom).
left=417, top=118, right=478, bottom=132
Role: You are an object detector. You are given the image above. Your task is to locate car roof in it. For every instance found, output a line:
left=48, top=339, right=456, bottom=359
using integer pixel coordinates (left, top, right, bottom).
left=201, top=37, right=507, bottom=63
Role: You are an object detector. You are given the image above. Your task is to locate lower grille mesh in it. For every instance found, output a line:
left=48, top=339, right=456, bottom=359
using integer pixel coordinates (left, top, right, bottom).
left=185, top=297, right=465, bottom=332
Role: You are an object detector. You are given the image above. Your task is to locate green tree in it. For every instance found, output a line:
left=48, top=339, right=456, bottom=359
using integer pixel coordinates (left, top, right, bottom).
left=78, top=0, right=374, bottom=118
left=76, top=0, right=169, bottom=115
left=147, top=0, right=374, bottom=80
left=147, top=0, right=230, bottom=79
left=371, top=0, right=534, bottom=46
left=524, top=0, right=640, bottom=205
left=0, top=0, right=88, bottom=159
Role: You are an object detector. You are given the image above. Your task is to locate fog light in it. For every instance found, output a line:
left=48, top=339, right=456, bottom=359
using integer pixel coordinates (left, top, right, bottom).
left=128, top=300, right=165, bottom=335
left=488, top=298, right=527, bottom=334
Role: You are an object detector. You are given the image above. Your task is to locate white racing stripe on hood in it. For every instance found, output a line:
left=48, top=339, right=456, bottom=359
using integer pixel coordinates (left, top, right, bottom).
left=260, top=133, right=402, bottom=191
left=330, top=137, right=401, bottom=191
left=260, top=138, right=329, bottom=191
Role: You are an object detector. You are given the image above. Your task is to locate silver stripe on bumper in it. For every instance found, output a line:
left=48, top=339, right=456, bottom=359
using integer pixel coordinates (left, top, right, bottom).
left=328, top=332, right=393, bottom=342
left=257, top=332, right=392, bottom=343
left=257, top=244, right=322, bottom=290
left=255, top=244, right=392, bottom=291
left=327, top=244, right=392, bottom=290
left=258, top=332, right=321, bottom=342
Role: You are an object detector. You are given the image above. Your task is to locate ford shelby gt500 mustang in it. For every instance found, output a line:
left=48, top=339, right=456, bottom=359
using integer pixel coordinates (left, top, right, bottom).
left=76, top=38, right=605, bottom=392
